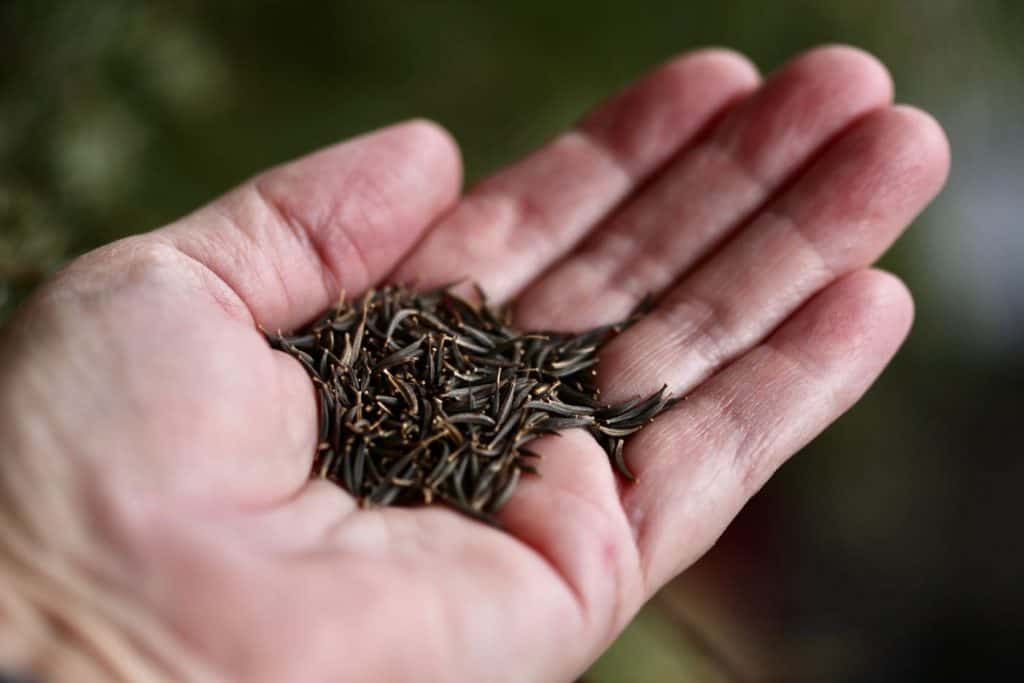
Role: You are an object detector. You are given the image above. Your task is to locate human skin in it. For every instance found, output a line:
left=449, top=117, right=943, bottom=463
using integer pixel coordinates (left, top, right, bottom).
left=0, top=45, right=949, bottom=682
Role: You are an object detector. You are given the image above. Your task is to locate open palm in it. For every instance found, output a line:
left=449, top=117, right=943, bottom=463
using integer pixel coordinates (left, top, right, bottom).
left=1, top=46, right=948, bottom=682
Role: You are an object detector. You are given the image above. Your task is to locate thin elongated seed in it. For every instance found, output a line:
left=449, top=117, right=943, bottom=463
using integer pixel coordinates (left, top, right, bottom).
left=461, top=323, right=497, bottom=348
left=353, top=440, right=367, bottom=494
left=339, top=332, right=354, bottom=366
left=548, top=353, right=592, bottom=370
left=342, top=440, right=356, bottom=493
left=370, top=450, right=417, bottom=503
left=548, top=357, right=599, bottom=377
left=452, top=456, right=469, bottom=505
left=595, top=423, right=644, bottom=438
left=492, top=367, right=503, bottom=416
left=434, top=335, right=447, bottom=385
left=384, top=308, right=421, bottom=344
left=426, top=335, right=436, bottom=381
left=427, top=451, right=461, bottom=487
left=350, top=312, right=366, bottom=364
left=609, top=439, right=635, bottom=481
left=318, top=389, right=330, bottom=442
left=414, top=309, right=456, bottom=335
left=540, top=415, right=595, bottom=431
left=446, top=413, right=497, bottom=428
left=487, top=467, right=521, bottom=513
left=487, top=407, right=523, bottom=449
left=603, top=386, right=668, bottom=425
left=418, top=396, right=434, bottom=439
left=524, top=399, right=595, bottom=417
left=386, top=372, right=419, bottom=416
left=469, top=355, right=520, bottom=368
left=281, top=333, right=318, bottom=349
left=291, top=350, right=319, bottom=376
left=512, top=379, right=539, bottom=410
left=374, top=337, right=424, bottom=371
left=596, top=393, right=645, bottom=419
left=329, top=309, right=358, bottom=331
left=495, top=379, right=517, bottom=429
left=470, top=467, right=498, bottom=509
left=317, top=449, right=337, bottom=478
left=450, top=341, right=470, bottom=371
left=373, top=483, right=402, bottom=507
left=452, top=335, right=491, bottom=354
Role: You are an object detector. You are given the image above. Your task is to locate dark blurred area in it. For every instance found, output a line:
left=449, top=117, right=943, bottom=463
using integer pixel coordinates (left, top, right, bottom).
left=2, top=2, right=1022, bottom=681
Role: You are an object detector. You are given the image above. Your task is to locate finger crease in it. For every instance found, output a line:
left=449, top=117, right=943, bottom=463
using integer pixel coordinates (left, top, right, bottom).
left=251, top=179, right=347, bottom=307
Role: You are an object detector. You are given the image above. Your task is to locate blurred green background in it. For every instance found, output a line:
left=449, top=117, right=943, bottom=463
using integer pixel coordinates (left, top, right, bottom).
left=2, top=2, right=1022, bottom=680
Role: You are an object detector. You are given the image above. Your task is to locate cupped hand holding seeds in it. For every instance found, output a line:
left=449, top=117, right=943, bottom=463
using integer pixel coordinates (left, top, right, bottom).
left=0, top=46, right=948, bottom=682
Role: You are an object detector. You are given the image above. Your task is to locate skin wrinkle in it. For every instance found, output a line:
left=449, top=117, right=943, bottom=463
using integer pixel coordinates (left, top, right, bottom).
left=578, top=50, right=760, bottom=172
left=152, top=232, right=252, bottom=323
left=658, top=200, right=835, bottom=385
left=603, top=132, right=778, bottom=311
left=324, top=160, right=399, bottom=285
left=537, top=146, right=749, bottom=326
left=645, top=107, right=946, bottom=387
left=482, top=131, right=633, bottom=300
left=660, top=295, right=737, bottom=392
left=517, top=478, right=638, bottom=661
left=632, top=271, right=915, bottom=586
left=526, top=46, right=894, bottom=332
left=718, top=47, right=893, bottom=182
left=722, top=359, right=787, bottom=493
left=250, top=179, right=345, bottom=318
left=168, top=211, right=275, bottom=324
left=505, top=499, right=591, bottom=634
left=625, top=406, right=735, bottom=582
left=602, top=106, right=938, bottom=404
left=627, top=379, right=753, bottom=562
left=406, top=51, right=762, bottom=307
left=244, top=197, right=302, bottom=324
left=520, top=93, right=765, bottom=325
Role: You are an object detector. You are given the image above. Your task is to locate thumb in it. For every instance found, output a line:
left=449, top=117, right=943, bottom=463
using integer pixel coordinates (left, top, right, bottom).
left=160, top=119, right=462, bottom=331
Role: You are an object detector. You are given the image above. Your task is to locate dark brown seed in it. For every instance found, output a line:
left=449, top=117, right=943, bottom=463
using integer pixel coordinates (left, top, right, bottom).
left=603, top=386, right=668, bottom=426
left=384, top=308, right=421, bottom=344
left=524, top=399, right=595, bottom=417
left=446, top=413, right=497, bottom=428
left=282, top=333, right=318, bottom=349
left=595, top=423, right=644, bottom=438
left=487, top=467, right=521, bottom=513
left=342, top=440, right=356, bottom=492
left=353, top=440, right=367, bottom=494
left=374, top=337, right=425, bottom=371
left=540, top=415, right=595, bottom=431
left=610, top=439, right=635, bottom=481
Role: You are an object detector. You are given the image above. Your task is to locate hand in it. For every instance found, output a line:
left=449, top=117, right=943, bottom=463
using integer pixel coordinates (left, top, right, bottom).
left=0, top=46, right=948, bottom=682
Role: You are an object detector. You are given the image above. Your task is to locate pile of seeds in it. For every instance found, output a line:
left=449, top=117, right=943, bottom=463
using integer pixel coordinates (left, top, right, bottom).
left=267, top=284, right=675, bottom=527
